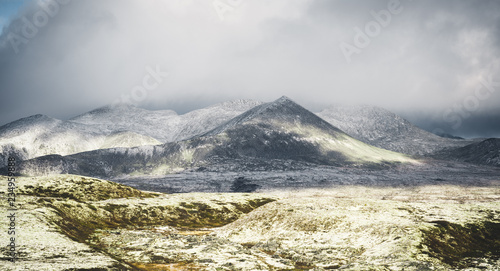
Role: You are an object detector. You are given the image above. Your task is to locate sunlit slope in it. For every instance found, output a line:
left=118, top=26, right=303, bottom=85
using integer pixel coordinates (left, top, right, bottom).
left=203, top=96, right=416, bottom=166
left=0, top=114, right=161, bottom=167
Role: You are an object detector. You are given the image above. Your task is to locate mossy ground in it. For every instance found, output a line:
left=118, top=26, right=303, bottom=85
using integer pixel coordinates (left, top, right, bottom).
left=1, top=175, right=499, bottom=270
left=420, top=220, right=500, bottom=268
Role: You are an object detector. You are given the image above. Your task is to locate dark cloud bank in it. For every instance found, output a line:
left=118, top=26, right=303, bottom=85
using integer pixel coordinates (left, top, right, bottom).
left=0, top=0, right=499, bottom=138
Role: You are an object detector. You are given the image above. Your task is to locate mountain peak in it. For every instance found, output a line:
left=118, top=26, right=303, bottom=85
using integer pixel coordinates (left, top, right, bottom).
left=265, top=96, right=298, bottom=108
left=0, top=114, right=61, bottom=138
left=276, top=95, right=294, bottom=103
left=194, top=96, right=414, bottom=168
left=202, top=96, right=342, bottom=137
left=0, top=114, right=58, bottom=129
left=70, top=103, right=146, bottom=123
left=88, top=103, right=138, bottom=114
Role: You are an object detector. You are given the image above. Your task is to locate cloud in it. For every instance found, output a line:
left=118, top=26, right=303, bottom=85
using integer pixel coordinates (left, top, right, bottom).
left=0, top=0, right=499, bottom=137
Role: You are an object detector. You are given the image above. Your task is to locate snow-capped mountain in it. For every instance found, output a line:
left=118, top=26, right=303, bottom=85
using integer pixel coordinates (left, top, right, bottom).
left=70, top=100, right=264, bottom=142
left=10, top=97, right=416, bottom=178
left=0, top=113, right=161, bottom=168
left=317, top=105, right=474, bottom=156
left=3, top=97, right=495, bottom=172
left=0, top=100, right=263, bottom=167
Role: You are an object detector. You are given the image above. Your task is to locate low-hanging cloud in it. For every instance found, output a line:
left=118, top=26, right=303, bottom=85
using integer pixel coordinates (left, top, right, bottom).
left=0, top=0, right=499, bottom=137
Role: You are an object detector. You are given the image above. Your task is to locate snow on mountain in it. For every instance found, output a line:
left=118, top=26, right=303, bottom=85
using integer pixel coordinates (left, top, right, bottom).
left=317, top=105, right=474, bottom=156
left=10, top=97, right=416, bottom=178
left=0, top=114, right=61, bottom=139
left=0, top=100, right=262, bottom=167
left=0, top=114, right=62, bottom=166
left=0, top=114, right=161, bottom=167
left=170, top=99, right=265, bottom=142
left=70, top=100, right=264, bottom=143
left=69, top=104, right=179, bottom=142
left=4, top=97, right=492, bottom=174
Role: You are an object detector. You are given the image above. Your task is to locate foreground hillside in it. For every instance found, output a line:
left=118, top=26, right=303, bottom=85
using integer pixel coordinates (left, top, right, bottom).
left=0, top=175, right=275, bottom=270
left=1, top=175, right=499, bottom=270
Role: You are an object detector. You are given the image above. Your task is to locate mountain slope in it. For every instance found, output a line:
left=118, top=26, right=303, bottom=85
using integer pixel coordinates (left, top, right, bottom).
left=0, top=114, right=61, bottom=166
left=10, top=97, right=416, bottom=178
left=201, top=96, right=414, bottom=166
left=434, top=138, right=500, bottom=167
left=0, top=100, right=262, bottom=167
left=317, top=105, right=474, bottom=156
left=0, top=114, right=161, bottom=167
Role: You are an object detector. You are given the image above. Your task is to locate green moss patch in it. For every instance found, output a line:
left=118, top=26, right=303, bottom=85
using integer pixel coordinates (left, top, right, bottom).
left=420, top=220, right=500, bottom=268
left=17, top=175, right=157, bottom=201
left=42, top=195, right=276, bottom=243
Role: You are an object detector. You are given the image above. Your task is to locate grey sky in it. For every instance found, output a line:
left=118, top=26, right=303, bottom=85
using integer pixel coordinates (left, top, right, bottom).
left=0, top=0, right=499, bottom=138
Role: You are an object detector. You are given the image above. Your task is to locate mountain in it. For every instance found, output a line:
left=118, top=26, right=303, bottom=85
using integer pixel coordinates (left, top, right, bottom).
left=0, top=113, right=161, bottom=168
left=9, top=97, right=416, bottom=178
left=0, top=100, right=263, bottom=167
left=317, top=105, right=474, bottom=156
left=70, top=100, right=264, bottom=142
left=200, top=96, right=414, bottom=166
left=433, top=138, right=500, bottom=167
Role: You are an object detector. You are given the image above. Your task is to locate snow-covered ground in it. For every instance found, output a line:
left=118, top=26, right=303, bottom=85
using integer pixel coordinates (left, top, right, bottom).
left=1, top=175, right=498, bottom=270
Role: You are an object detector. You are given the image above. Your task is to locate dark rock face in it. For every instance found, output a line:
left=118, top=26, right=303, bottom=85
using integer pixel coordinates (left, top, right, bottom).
left=203, top=96, right=350, bottom=165
left=231, top=177, right=261, bottom=193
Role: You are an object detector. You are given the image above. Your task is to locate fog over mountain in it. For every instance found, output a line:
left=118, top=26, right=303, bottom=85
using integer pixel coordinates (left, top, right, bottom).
left=0, top=0, right=500, bottom=137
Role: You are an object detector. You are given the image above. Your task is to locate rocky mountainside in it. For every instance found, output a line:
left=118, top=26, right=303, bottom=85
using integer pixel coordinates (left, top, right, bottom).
left=9, top=97, right=415, bottom=178
left=0, top=100, right=263, bottom=167
left=317, top=105, right=474, bottom=156
left=434, top=138, right=500, bottom=167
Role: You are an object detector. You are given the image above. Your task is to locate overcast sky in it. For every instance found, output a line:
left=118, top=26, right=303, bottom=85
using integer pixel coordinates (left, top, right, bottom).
left=0, top=0, right=499, bottom=138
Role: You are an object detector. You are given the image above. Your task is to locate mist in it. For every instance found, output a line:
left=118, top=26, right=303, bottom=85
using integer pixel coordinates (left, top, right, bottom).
left=0, top=0, right=499, bottom=137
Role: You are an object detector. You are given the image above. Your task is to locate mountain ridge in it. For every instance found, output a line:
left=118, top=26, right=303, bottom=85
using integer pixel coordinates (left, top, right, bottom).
left=0, top=99, right=264, bottom=167
left=1, top=97, right=493, bottom=170
left=8, top=97, right=416, bottom=178
left=317, top=104, right=475, bottom=156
